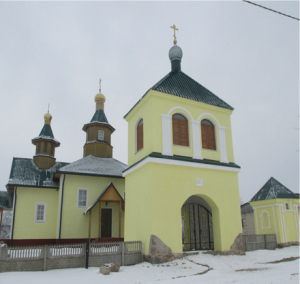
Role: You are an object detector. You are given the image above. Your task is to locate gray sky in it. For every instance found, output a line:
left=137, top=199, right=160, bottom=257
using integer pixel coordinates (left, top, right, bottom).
left=0, top=1, right=299, bottom=203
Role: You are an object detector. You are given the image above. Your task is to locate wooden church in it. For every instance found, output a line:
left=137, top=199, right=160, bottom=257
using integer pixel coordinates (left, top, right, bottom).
left=1, top=27, right=243, bottom=254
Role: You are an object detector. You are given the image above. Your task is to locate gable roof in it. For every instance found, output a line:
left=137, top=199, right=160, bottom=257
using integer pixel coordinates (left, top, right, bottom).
left=124, top=70, right=233, bottom=118
left=84, top=182, right=124, bottom=215
left=7, top=158, right=69, bottom=188
left=250, top=177, right=298, bottom=202
left=58, top=155, right=127, bottom=178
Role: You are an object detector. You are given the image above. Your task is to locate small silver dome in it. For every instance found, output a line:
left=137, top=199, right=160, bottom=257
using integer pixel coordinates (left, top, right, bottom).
left=169, top=45, right=183, bottom=61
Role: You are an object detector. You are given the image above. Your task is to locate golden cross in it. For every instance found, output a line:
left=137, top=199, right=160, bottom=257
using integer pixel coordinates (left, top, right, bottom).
left=170, top=24, right=179, bottom=44
left=99, top=78, right=101, bottom=93
left=48, top=103, right=50, bottom=113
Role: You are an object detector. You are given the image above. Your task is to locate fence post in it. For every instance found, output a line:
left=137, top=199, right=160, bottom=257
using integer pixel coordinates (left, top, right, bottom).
left=245, top=236, right=248, bottom=252
left=121, top=242, right=125, bottom=266
left=85, top=238, right=89, bottom=269
left=264, top=234, right=267, bottom=249
left=141, top=241, right=143, bottom=262
left=43, top=245, right=47, bottom=271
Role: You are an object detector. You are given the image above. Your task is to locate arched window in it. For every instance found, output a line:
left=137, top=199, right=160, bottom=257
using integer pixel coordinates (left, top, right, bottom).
left=261, top=210, right=271, bottom=229
left=136, top=119, right=143, bottom=152
left=172, top=113, right=189, bottom=146
left=201, top=119, right=216, bottom=150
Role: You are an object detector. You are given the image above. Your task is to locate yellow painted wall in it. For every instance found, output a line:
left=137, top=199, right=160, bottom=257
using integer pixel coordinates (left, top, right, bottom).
left=13, top=186, right=59, bottom=239
left=60, top=174, right=125, bottom=239
left=124, top=162, right=242, bottom=254
left=251, top=199, right=300, bottom=244
left=125, top=90, right=234, bottom=167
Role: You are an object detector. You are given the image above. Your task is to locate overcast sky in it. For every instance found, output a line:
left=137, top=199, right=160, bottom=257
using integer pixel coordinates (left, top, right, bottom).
left=0, top=1, right=299, bottom=203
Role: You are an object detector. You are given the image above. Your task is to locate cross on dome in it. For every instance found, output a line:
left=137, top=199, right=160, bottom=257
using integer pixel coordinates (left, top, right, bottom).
left=170, top=24, right=179, bottom=44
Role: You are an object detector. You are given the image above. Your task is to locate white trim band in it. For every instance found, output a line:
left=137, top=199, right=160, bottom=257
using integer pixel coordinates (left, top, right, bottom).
left=123, top=156, right=240, bottom=177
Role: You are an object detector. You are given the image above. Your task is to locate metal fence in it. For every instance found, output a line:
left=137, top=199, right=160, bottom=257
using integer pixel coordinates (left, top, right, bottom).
left=242, top=234, right=277, bottom=251
left=0, top=240, right=142, bottom=273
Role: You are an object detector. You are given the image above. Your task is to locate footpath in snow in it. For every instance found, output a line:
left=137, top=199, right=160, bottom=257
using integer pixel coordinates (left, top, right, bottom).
left=0, top=246, right=299, bottom=284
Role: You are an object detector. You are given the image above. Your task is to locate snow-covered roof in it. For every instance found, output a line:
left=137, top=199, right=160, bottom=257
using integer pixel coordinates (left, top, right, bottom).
left=7, top=158, right=69, bottom=188
left=58, top=155, right=127, bottom=177
left=250, top=177, right=298, bottom=202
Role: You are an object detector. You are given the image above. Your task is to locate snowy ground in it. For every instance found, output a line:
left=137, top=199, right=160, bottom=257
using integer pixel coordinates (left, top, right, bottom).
left=0, top=246, right=299, bottom=284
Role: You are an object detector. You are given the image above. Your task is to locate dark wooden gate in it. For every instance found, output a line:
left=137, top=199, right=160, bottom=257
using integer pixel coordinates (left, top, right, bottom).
left=181, top=203, right=214, bottom=251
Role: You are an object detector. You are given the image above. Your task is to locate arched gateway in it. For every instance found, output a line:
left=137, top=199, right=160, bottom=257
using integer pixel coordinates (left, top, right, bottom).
left=181, top=196, right=214, bottom=251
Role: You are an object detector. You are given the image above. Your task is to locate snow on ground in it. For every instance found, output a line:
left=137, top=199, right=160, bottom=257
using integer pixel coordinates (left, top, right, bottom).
left=0, top=246, right=299, bottom=284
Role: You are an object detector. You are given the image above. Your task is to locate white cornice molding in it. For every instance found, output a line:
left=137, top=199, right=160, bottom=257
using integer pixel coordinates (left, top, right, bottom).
left=123, top=156, right=240, bottom=177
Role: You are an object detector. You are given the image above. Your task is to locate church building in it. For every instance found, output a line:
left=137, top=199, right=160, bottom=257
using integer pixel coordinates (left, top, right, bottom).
left=4, top=87, right=126, bottom=246
left=2, top=27, right=243, bottom=254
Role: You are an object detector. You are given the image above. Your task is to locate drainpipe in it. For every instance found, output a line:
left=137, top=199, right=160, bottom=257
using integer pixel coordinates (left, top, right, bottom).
left=10, top=187, right=17, bottom=247
left=58, top=175, right=65, bottom=244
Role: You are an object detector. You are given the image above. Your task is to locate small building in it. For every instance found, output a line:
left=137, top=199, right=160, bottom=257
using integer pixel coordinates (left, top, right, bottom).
left=249, top=177, right=299, bottom=245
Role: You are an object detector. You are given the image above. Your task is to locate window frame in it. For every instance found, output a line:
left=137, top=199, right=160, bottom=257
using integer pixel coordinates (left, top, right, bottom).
left=172, top=113, right=189, bottom=147
left=35, top=202, right=47, bottom=223
left=201, top=118, right=217, bottom=151
left=136, top=118, right=144, bottom=153
left=98, top=130, right=104, bottom=141
left=77, top=188, right=88, bottom=209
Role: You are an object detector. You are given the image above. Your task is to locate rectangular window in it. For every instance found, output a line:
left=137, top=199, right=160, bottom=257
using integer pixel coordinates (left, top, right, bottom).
left=98, top=130, right=104, bottom=140
left=35, top=203, right=46, bottom=223
left=78, top=188, right=88, bottom=208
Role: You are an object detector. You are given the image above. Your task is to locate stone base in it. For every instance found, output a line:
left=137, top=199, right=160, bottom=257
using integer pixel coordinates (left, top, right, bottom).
left=278, top=242, right=300, bottom=248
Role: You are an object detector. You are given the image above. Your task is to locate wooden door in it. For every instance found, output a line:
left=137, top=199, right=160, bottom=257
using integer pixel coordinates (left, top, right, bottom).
left=101, top=208, right=112, bottom=238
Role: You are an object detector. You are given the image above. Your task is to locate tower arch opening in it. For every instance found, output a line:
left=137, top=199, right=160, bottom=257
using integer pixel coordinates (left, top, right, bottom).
left=181, top=195, right=214, bottom=251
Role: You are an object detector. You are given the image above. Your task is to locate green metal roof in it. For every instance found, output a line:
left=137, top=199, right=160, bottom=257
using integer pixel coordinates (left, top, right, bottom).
left=7, top=158, right=69, bottom=188
left=83, top=109, right=115, bottom=132
left=32, top=124, right=60, bottom=145
left=151, top=71, right=233, bottom=110
left=250, top=177, right=298, bottom=201
left=124, top=70, right=233, bottom=118
left=0, top=191, right=13, bottom=208
left=91, top=109, right=108, bottom=123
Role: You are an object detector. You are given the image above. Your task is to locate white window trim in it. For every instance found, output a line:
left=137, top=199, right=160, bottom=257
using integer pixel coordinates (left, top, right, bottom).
left=35, top=202, right=47, bottom=223
left=98, top=130, right=104, bottom=140
left=77, top=188, right=88, bottom=209
left=260, top=210, right=271, bottom=229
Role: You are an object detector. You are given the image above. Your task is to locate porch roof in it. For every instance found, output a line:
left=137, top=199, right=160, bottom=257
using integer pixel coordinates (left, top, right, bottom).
left=84, top=182, right=124, bottom=215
